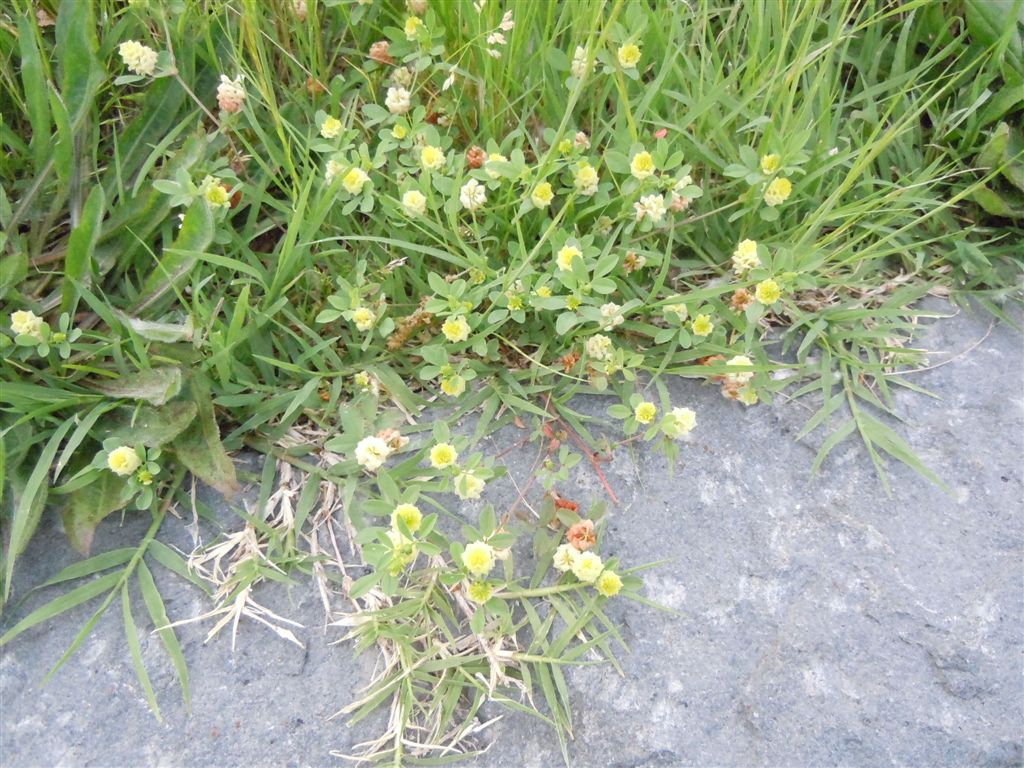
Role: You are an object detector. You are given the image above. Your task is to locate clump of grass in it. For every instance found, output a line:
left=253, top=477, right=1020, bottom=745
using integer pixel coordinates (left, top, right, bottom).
left=1, top=0, right=1022, bottom=763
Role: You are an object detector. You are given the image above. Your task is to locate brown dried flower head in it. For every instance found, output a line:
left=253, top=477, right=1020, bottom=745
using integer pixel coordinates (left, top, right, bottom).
left=377, top=428, right=409, bottom=452
left=623, top=250, right=646, bottom=274
left=369, top=40, right=394, bottom=65
left=567, top=519, right=597, bottom=551
left=466, top=146, right=487, bottom=169
left=730, top=288, right=753, bottom=312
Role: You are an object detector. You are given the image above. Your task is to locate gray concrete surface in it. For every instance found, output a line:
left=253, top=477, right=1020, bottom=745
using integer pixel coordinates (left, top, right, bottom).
left=2, top=301, right=1022, bottom=767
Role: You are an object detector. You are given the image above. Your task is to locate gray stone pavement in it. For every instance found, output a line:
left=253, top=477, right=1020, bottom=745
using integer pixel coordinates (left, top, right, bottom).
left=1, top=301, right=1022, bottom=767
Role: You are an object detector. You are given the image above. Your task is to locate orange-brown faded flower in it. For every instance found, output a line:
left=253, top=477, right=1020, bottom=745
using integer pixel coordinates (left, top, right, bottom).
left=378, top=428, right=409, bottom=452
left=306, top=76, right=326, bottom=95
left=466, top=146, right=487, bottom=170
left=567, top=519, right=596, bottom=551
left=623, top=250, right=646, bottom=274
left=369, top=40, right=394, bottom=65
left=730, top=288, right=753, bottom=312
left=698, top=354, right=728, bottom=383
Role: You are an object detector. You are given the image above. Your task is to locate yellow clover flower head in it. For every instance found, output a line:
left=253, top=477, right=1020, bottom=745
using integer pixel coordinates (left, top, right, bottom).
left=664, top=302, right=688, bottom=322
left=725, top=355, right=755, bottom=385
left=320, top=115, right=342, bottom=139
left=454, top=472, right=486, bottom=500
left=585, top=334, right=613, bottom=361
left=764, top=177, right=792, bottom=207
left=10, top=310, right=44, bottom=338
left=441, top=315, right=470, bottom=343
left=402, top=189, right=427, bottom=216
left=462, top=540, right=496, bottom=577
left=107, top=446, right=142, bottom=477
left=391, top=503, right=423, bottom=533
left=355, top=435, right=391, bottom=472
left=392, top=123, right=408, bottom=140
left=352, top=306, right=376, bottom=332
left=755, top=279, right=782, bottom=305
left=429, top=442, right=458, bottom=469
left=760, top=153, right=781, bottom=175
left=119, top=40, right=158, bottom=77
left=342, top=167, right=370, bottom=195
left=691, top=314, right=714, bottom=337
left=467, top=581, right=494, bottom=604
left=595, top=570, right=623, bottom=597
left=420, top=145, right=446, bottom=171
left=200, top=176, right=231, bottom=208
left=530, top=181, right=554, bottom=209
left=574, top=162, right=599, bottom=195
left=664, top=406, right=697, bottom=439
left=617, top=43, right=641, bottom=69
left=571, top=551, right=603, bottom=583
left=556, top=244, right=581, bottom=271
left=404, top=16, right=424, bottom=41
left=629, top=150, right=656, bottom=180
left=440, top=375, right=466, bottom=397
left=485, top=152, right=507, bottom=180
left=732, top=239, right=761, bottom=275
left=553, top=543, right=579, bottom=573
left=634, top=401, right=657, bottom=425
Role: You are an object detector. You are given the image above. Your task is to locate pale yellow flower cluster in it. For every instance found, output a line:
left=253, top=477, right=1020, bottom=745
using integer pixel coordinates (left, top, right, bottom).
left=552, top=543, right=622, bottom=597
left=119, top=40, right=158, bottom=77
left=10, top=310, right=45, bottom=339
left=107, top=446, right=142, bottom=477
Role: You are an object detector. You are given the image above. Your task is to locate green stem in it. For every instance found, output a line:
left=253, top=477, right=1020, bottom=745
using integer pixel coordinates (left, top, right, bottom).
left=497, top=583, right=584, bottom=600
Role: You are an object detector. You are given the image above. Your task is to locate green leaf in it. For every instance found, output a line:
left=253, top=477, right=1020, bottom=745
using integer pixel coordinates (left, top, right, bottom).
left=135, top=201, right=215, bottom=313
left=349, top=571, right=381, bottom=599
left=55, top=0, right=104, bottom=130
left=61, top=184, right=105, bottom=316
left=38, top=548, right=136, bottom=588
left=17, top=15, right=51, bottom=169
left=4, top=419, right=76, bottom=601
left=137, top=561, right=191, bottom=711
left=122, top=584, right=162, bottom=720
left=147, top=541, right=210, bottom=594
left=61, top=471, right=129, bottom=555
left=0, top=571, right=121, bottom=647
left=169, top=373, right=238, bottom=496
left=91, top=367, right=183, bottom=406
left=99, top=401, right=199, bottom=448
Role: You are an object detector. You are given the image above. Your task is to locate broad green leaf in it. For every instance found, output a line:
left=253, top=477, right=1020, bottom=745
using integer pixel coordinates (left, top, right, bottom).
left=55, top=0, right=104, bottom=130
left=17, top=15, right=51, bottom=169
left=4, top=419, right=75, bottom=601
left=169, top=373, right=238, bottom=496
left=99, top=401, right=199, bottom=448
left=134, top=201, right=215, bottom=313
left=61, top=184, right=105, bottom=316
left=61, top=471, right=129, bottom=555
left=91, top=367, right=183, bottom=406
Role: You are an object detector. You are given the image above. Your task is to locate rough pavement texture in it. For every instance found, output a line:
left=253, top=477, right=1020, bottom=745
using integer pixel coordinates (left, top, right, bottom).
left=2, top=301, right=1022, bottom=768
